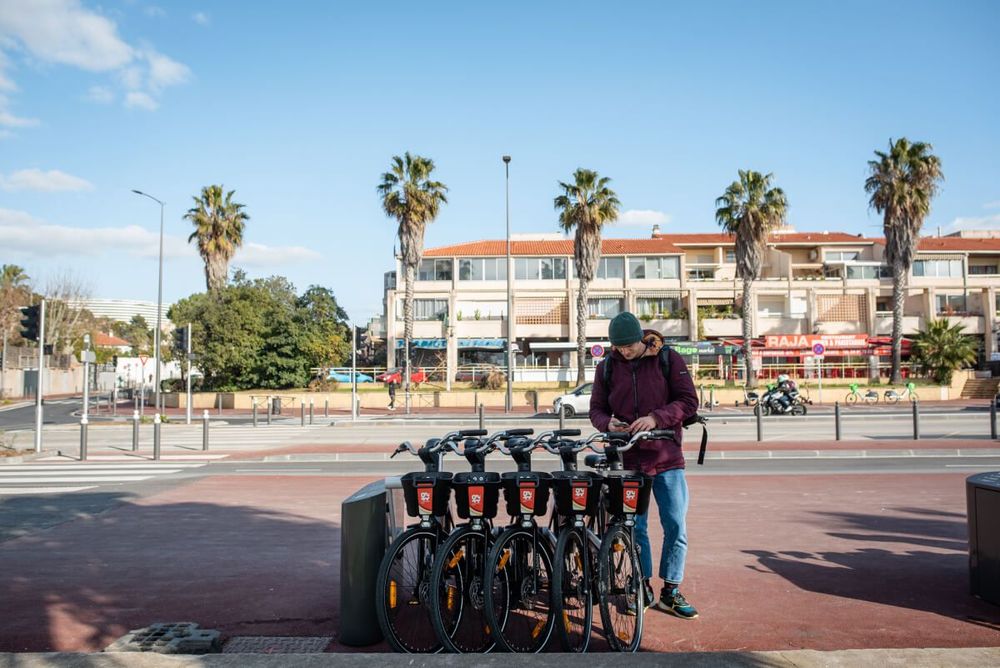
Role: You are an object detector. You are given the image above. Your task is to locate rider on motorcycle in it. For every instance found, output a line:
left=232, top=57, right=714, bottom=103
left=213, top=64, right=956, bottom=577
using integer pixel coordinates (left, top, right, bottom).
left=773, top=374, right=798, bottom=413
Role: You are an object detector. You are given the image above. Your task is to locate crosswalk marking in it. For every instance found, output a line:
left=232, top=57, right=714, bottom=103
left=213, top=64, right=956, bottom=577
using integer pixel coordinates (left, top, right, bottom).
left=1, top=486, right=96, bottom=495
left=0, top=464, right=207, bottom=471
left=0, top=476, right=159, bottom=483
left=0, top=460, right=208, bottom=495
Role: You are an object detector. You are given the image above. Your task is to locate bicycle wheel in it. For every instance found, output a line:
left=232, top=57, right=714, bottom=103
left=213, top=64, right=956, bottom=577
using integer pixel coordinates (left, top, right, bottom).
left=884, top=392, right=899, bottom=404
left=430, top=525, right=501, bottom=653
left=376, top=526, right=443, bottom=653
left=597, top=523, right=643, bottom=652
left=484, top=526, right=554, bottom=653
left=845, top=393, right=858, bottom=405
left=551, top=526, right=593, bottom=653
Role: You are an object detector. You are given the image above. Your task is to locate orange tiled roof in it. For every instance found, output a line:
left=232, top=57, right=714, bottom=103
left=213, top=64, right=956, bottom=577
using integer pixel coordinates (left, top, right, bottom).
left=94, top=333, right=130, bottom=347
left=654, top=232, right=868, bottom=245
left=423, top=238, right=683, bottom=257
left=868, top=237, right=1000, bottom=252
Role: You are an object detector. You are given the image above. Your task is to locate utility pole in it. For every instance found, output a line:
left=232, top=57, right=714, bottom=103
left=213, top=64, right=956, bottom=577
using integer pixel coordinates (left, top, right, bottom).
left=503, top=155, right=513, bottom=413
left=185, top=323, right=193, bottom=425
left=82, top=334, right=92, bottom=421
left=34, top=300, right=46, bottom=453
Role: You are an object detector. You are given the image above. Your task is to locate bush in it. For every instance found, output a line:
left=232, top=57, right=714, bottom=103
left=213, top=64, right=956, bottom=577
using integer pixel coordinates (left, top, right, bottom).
left=308, top=377, right=340, bottom=392
left=476, top=366, right=505, bottom=390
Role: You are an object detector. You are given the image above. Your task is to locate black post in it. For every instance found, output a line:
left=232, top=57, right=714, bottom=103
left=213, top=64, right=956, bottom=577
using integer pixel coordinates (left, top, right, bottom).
left=325, top=398, right=329, bottom=418
left=699, top=385, right=705, bottom=408
left=912, top=399, right=920, bottom=440
left=559, top=407, right=566, bottom=431
left=132, top=410, right=140, bottom=452
left=252, top=400, right=258, bottom=428
left=301, top=401, right=306, bottom=427
left=310, top=400, right=315, bottom=425
left=709, top=386, right=716, bottom=411
left=153, top=414, right=161, bottom=461
left=756, top=406, right=763, bottom=442
left=834, top=401, right=842, bottom=441
left=478, top=403, right=485, bottom=431
left=267, top=396, right=273, bottom=425
left=992, top=395, right=997, bottom=440
left=217, top=392, right=222, bottom=416
left=79, top=417, right=88, bottom=461
left=202, top=410, right=210, bottom=451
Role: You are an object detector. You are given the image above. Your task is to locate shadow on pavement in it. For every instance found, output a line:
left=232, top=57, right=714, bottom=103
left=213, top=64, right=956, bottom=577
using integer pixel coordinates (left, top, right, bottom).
left=743, top=506, right=1000, bottom=627
left=0, top=492, right=341, bottom=652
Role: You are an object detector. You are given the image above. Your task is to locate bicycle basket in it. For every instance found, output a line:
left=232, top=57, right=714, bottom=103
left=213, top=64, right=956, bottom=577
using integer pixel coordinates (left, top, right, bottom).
left=451, top=471, right=502, bottom=520
left=603, top=471, right=653, bottom=516
left=501, top=471, right=552, bottom=517
left=551, top=471, right=604, bottom=517
left=400, top=471, right=453, bottom=518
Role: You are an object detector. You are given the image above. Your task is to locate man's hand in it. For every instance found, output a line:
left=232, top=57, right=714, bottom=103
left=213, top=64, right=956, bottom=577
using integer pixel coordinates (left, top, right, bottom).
left=609, top=418, right=630, bottom=432
left=629, top=415, right=657, bottom=434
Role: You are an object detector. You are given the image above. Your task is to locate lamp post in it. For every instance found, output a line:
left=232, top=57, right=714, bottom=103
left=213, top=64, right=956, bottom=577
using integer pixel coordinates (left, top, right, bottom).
left=503, top=155, right=513, bottom=413
left=132, top=189, right=165, bottom=415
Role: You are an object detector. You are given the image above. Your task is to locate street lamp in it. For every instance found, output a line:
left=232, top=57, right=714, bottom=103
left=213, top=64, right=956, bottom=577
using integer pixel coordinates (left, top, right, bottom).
left=503, top=155, right=513, bottom=413
left=132, top=189, right=165, bottom=416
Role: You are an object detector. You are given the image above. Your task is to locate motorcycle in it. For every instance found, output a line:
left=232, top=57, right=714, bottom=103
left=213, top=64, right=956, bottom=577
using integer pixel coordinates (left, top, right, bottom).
left=753, top=384, right=809, bottom=416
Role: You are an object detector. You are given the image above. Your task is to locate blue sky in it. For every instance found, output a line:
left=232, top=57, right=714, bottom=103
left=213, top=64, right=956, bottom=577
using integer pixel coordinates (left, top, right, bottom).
left=1, top=0, right=998, bottom=325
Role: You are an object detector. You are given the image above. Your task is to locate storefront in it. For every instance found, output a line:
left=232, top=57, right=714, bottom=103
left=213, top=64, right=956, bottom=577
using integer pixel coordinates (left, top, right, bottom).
left=721, top=334, right=913, bottom=379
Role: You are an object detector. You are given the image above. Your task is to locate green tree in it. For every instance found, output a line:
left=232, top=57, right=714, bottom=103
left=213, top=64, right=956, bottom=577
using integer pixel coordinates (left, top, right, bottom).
left=113, top=315, right=152, bottom=355
left=0, top=265, right=31, bottom=345
left=865, top=138, right=944, bottom=384
left=377, top=152, right=448, bottom=393
left=910, top=318, right=977, bottom=384
left=715, top=170, right=788, bottom=388
left=554, top=168, right=621, bottom=385
left=184, top=185, right=250, bottom=292
left=297, top=286, right=351, bottom=372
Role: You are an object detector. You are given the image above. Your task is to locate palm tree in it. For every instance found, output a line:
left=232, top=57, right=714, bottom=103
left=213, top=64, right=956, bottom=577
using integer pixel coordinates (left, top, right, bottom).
left=184, top=185, right=249, bottom=292
left=911, top=318, right=976, bottom=385
left=377, top=153, right=448, bottom=395
left=865, top=138, right=943, bottom=384
left=554, top=168, right=621, bottom=385
left=715, top=170, right=788, bottom=388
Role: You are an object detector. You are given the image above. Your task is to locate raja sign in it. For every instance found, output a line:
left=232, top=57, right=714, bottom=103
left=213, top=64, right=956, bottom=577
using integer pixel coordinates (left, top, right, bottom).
left=764, top=334, right=869, bottom=349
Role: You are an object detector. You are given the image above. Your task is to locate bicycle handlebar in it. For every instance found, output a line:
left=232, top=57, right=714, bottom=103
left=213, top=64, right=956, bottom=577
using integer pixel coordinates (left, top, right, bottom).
left=587, top=429, right=675, bottom=454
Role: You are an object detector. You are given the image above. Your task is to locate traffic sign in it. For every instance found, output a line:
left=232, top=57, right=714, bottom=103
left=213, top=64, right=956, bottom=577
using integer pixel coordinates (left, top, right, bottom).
left=139, top=355, right=148, bottom=366
left=812, top=343, right=825, bottom=356
left=591, top=344, right=605, bottom=358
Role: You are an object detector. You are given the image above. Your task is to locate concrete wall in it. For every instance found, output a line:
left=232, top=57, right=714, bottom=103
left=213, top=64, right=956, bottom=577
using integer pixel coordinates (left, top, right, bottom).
left=1, top=368, right=84, bottom=399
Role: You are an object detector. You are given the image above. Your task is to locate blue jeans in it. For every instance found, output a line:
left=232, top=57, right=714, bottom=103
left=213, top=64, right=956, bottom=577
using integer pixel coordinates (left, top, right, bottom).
left=634, top=468, right=688, bottom=584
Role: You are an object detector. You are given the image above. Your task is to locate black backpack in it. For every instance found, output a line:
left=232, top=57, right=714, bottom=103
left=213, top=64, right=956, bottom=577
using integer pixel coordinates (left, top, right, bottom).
left=601, top=345, right=709, bottom=465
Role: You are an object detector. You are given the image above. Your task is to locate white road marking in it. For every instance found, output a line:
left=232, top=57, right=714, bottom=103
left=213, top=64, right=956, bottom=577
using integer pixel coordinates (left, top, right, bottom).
left=0, top=486, right=97, bottom=495
left=0, top=476, right=154, bottom=483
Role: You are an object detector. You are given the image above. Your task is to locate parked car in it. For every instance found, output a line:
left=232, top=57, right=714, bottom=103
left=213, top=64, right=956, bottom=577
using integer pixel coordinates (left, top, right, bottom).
left=376, top=367, right=427, bottom=385
left=553, top=383, right=593, bottom=417
left=327, top=369, right=374, bottom=383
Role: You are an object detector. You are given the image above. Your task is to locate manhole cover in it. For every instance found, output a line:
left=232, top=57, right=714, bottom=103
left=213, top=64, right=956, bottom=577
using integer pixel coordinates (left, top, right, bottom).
left=223, top=636, right=332, bottom=654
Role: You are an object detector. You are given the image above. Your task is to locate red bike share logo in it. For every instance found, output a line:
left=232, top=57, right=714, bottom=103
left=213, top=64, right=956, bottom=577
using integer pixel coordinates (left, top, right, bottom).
left=519, top=483, right=536, bottom=514
left=572, top=483, right=588, bottom=512
left=623, top=481, right=641, bottom=513
left=417, top=483, right=434, bottom=514
left=468, top=485, right=485, bottom=517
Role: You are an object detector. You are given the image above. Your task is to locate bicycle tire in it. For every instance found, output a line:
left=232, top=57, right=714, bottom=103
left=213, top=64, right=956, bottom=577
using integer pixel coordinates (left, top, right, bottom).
left=551, top=526, right=593, bottom=653
left=376, top=526, right=444, bottom=653
left=484, top=525, right=555, bottom=653
left=845, top=393, right=858, bottom=405
left=429, top=525, right=501, bottom=653
left=597, top=523, right=644, bottom=652
left=885, top=393, right=899, bottom=405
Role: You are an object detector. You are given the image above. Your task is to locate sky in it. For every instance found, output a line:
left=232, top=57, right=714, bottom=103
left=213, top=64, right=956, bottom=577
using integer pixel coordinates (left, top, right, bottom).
left=1, top=0, right=998, bottom=326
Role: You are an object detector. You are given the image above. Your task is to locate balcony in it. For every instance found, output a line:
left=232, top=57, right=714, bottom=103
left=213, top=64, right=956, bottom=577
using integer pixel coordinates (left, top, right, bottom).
left=938, top=314, right=985, bottom=334
left=394, top=320, right=447, bottom=338
left=701, top=319, right=742, bottom=337
left=756, top=317, right=807, bottom=335
left=814, top=321, right=868, bottom=335
left=874, top=313, right=923, bottom=336
left=454, top=319, right=504, bottom=338
left=635, top=319, right=689, bottom=337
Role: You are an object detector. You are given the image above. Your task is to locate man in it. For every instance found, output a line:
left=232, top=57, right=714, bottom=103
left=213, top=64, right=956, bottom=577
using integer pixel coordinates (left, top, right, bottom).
left=387, top=378, right=397, bottom=410
left=589, top=311, right=700, bottom=618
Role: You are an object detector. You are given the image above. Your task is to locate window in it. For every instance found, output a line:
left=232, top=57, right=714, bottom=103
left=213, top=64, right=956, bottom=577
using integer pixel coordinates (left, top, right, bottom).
left=847, top=265, right=892, bottom=279
left=595, top=257, right=624, bottom=279
left=826, top=251, right=860, bottom=262
left=757, top=297, right=785, bottom=317
left=637, top=297, right=682, bottom=318
left=913, top=259, right=963, bottom=278
left=587, top=297, right=623, bottom=319
left=628, top=256, right=680, bottom=279
left=413, top=299, right=448, bottom=320
left=936, top=294, right=968, bottom=314
left=458, top=258, right=507, bottom=281
left=687, top=268, right=715, bottom=280
left=725, top=250, right=736, bottom=263
left=417, top=259, right=452, bottom=281
left=876, top=297, right=892, bottom=312
left=514, top=257, right=567, bottom=280
left=969, top=264, right=998, bottom=275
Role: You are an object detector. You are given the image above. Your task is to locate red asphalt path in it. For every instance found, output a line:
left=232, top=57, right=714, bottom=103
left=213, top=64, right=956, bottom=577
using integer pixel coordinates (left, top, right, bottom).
left=1, top=468, right=998, bottom=653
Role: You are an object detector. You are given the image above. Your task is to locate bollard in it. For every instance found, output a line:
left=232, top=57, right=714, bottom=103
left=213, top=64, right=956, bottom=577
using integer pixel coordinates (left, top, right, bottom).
left=153, top=413, right=161, bottom=461
left=267, top=396, right=273, bottom=425
left=756, top=405, right=763, bottom=442
left=132, top=410, right=140, bottom=451
left=699, top=385, right=705, bottom=408
left=473, top=392, right=479, bottom=414
left=79, top=416, right=88, bottom=461
left=709, top=386, right=716, bottom=411
left=834, top=401, right=842, bottom=441
left=559, top=407, right=565, bottom=431
left=324, top=398, right=329, bottom=418
left=217, top=393, right=223, bottom=416
left=532, top=390, right=539, bottom=414
left=478, top=403, right=485, bottom=431
left=992, top=395, right=997, bottom=440
left=912, top=399, right=920, bottom=440
left=112, top=389, right=117, bottom=417
left=310, top=399, right=315, bottom=425
left=202, top=410, right=210, bottom=451
left=301, top=401, right=306, bottom=426
left=252, top=401, right=258, bottom=428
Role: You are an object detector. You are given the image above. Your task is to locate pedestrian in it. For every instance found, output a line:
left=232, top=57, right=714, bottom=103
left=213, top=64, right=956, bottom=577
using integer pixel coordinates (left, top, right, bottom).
left=387, top=378, right=397, bottom=410
left=589, top=311, right=700, bottom=618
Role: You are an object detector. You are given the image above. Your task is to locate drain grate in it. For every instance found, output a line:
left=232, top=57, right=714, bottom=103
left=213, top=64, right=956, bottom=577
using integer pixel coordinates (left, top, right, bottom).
left=105, top=622, right=221, bottom=654
left=222, top=636, right=332, bottom=654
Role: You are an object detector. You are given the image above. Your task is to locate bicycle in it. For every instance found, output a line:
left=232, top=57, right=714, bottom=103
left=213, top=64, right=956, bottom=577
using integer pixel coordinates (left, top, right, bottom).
left=375, top=429, right=485, bottom=653
left=884, top=382, right=919, bottom=404
left=481, top=428, right=582, bottom=653
left=844, top=383, right=879, bottom=405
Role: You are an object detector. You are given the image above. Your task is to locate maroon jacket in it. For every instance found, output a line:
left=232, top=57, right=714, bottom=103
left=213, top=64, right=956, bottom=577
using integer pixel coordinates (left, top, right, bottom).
left=589, top=341, right=699, bottom=475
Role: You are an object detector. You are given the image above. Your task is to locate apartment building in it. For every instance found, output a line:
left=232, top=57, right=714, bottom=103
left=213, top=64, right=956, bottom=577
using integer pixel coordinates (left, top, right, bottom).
left=382, top=229, right=1000, bottom=380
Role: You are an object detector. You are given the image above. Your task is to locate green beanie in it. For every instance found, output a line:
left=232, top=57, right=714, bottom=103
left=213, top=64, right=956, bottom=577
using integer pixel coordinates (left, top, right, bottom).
left=609, top=312, right=643, bottom=346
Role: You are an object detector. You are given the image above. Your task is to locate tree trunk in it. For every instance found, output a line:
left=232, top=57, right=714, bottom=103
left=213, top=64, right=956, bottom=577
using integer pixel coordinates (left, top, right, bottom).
left=890, top=264, right=906, bottom=384
left=206, top=255, right=228, bottom=292
left=403, top=263, right=415, bottom=394
left=742, top=277, right=756, bottom=388
left=576, top=279, right=589, bottom=386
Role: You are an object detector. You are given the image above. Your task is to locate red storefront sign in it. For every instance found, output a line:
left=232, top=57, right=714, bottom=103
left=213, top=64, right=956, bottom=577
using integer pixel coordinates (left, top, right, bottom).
left=764, top=334, right=870, bottom=349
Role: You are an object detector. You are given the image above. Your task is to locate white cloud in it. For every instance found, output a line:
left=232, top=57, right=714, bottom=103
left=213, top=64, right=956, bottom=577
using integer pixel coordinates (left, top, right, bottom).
left=0, top=0, right=189, bottom=115
left=0, top=94, right=40, bottom=127
left=85, top=84, right=113, bottom=103
left=617, top=209, right=672, bottom=228
left=944, top=213, right=1000, bottom=233
left=125, top=91, right=157, bottom=110
left=0, top=168, right=94, bottom=192
left=192, top=11, right=210, bottom=26
left=234, top=242, right=322, bottom=266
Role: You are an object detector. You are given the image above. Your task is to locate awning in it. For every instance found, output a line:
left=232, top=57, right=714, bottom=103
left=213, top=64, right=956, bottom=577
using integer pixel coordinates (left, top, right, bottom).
left=394, top=338, right=514, bottom=351
left=530, top=341, right=610, bottom=351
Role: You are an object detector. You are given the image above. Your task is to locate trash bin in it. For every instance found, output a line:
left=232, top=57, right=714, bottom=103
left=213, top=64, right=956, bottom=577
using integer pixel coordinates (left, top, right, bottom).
left=271, top=397, right=282, bottom=415
left=340, top=479, right=388, bottom=646
left=967, top=471, right=1000, bottom=605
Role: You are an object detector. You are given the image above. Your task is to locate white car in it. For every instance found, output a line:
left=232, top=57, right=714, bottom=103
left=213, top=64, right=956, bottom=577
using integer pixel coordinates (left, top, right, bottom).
left=553, top=383, right=593, bottom=417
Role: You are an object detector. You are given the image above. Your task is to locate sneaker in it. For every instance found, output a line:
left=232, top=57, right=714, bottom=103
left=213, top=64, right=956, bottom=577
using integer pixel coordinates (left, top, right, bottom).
left=654, top=586, right=698, bottom=619
left=625, top=578, right=655, bottom=616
